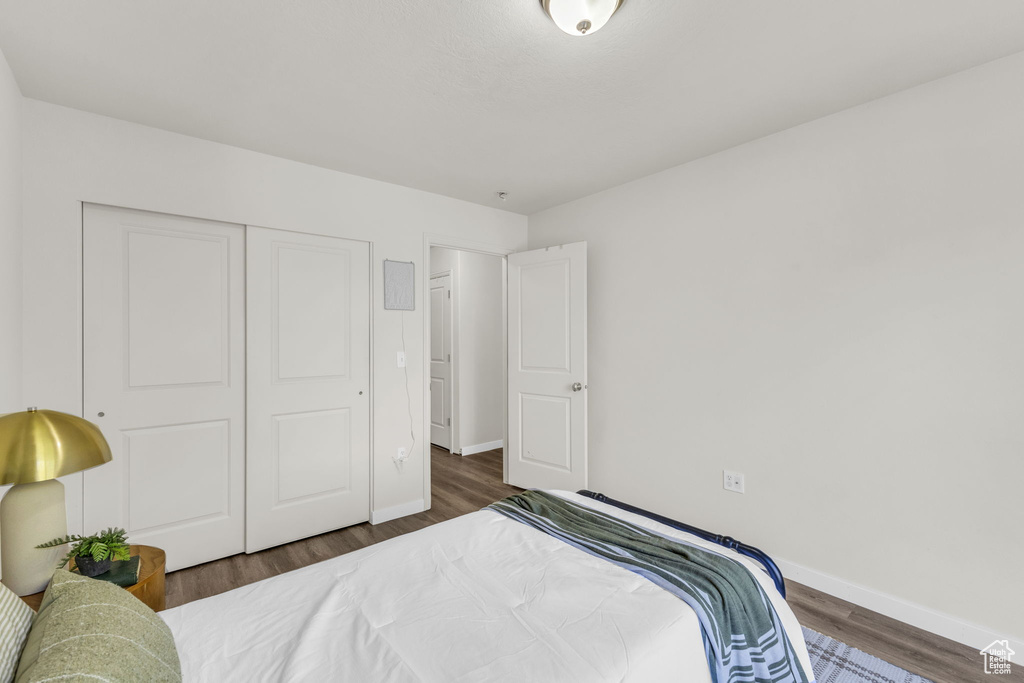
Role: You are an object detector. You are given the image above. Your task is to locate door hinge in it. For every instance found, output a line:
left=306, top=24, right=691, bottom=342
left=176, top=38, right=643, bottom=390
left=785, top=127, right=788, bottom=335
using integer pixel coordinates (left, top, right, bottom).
left=448, top=290, right=451, bottom=299
left=448, top=353, right=451, bottom=362
left=447, top=417, right=451, bottom=426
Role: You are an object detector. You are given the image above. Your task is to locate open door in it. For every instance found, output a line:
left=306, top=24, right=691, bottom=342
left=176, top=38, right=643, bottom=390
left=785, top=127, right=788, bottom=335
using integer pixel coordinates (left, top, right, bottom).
left=429, top=273, right=453, bottom=450
left=507, top=242, right=587, bottom=490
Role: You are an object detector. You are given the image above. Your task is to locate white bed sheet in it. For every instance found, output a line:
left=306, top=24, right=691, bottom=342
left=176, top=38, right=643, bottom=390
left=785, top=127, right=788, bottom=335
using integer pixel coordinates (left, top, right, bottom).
left=162, top=491, right=812, bottom=682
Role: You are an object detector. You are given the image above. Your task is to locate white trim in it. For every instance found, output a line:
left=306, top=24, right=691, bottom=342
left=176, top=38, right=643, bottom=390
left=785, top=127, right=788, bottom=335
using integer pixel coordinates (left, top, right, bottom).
left=369, top=499, right=425, bottom=525
left=460, top=439, right=503, bottom=456
left=500, top=256, right=508, bottom=485
left=777, top=558, right=1023, bottom=654
left=367, top=241, right=375, bottom=537
left=448, top=263, right=461, bottom=455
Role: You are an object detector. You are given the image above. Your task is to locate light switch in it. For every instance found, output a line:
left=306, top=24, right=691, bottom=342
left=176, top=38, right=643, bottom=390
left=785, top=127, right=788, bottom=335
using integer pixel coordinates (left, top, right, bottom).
left=397, top=351, right=406, bottom=368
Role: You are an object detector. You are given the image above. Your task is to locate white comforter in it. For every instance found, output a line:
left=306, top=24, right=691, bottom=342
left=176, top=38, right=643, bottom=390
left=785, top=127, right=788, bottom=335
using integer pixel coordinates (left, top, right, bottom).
left=162, top=491, right=813, bottom=682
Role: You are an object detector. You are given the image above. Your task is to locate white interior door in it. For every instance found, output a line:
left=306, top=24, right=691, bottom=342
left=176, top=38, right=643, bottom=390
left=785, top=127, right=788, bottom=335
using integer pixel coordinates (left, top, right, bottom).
left=430, top=274, right=453, bottom=450
left=507, top=242, right=588, bottom=490
left=83, top=204, right=245, bottom=571
left=246, top=227, right=370, bottom=553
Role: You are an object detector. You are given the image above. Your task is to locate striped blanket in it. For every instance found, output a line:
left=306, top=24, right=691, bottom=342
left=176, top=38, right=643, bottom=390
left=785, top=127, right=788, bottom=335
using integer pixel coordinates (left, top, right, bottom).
left=487, top=491, right=813, bottom=683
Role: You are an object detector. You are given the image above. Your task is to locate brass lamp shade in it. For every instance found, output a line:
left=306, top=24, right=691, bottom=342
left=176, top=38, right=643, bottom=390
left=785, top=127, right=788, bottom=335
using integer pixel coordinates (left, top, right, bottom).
left=0, top=407, right=112, bottom=485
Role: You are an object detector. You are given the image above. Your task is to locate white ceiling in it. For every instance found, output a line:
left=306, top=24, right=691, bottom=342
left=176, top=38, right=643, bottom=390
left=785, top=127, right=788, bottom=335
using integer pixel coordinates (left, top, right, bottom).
left=2, top=1, right=1024, bottom=214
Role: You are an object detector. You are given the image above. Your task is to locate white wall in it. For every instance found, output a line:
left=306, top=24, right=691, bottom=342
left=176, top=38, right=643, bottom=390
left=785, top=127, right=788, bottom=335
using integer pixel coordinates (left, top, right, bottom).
left=456, top=251, right=504, bottom=451
left=0, top=46, right=22, bottom=577
left=430, top=247, right=459, bottom=275
left=529, top=52, right=1024, bottom=649
left=20, top=100, right=527, bottom=531
left=430, top=248, right=504, bottom=453
left=0, top=47, right=21, bottom=414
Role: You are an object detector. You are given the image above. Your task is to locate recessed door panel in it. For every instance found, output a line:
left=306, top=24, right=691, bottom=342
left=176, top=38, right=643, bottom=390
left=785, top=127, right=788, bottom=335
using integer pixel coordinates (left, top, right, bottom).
left=276, top=245, right=350, bottom=381
left=519, top=394, right=571, bottom=471
left=126, top=230, right=229, bottom=388
left=84, top=204, right=245, bottom=571
left=274, top=409, right=351, bottom=504
left=519, top=260, right=571, bottom=373
left=430, top=378, right=446, bottom=428
left=125, top=421, right=230, bottom=532
left=430, top=286, right=445, bottom=362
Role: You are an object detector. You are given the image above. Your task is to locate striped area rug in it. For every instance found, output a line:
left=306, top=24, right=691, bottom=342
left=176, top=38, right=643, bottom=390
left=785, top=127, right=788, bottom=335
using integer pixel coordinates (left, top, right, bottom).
left=803, top=627, right=934, bottom=683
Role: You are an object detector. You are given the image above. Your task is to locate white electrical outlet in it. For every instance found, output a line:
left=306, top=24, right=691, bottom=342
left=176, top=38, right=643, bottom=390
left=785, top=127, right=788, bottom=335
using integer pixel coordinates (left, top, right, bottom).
left=397, top=351, right=406, bottom=368
left=723, top=470, right=745, bottom=494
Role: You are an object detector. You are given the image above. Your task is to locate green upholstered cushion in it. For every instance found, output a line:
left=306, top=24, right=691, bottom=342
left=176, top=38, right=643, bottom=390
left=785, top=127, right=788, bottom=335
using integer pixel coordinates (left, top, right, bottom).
left=15, top=569, right=180, bottom=683
left=0, top=581, right=34, bottom=683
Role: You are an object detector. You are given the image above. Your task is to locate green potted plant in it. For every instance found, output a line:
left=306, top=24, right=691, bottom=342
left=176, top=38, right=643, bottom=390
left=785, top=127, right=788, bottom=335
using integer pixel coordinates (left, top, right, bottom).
left=36, top=527, right=131, bottom=577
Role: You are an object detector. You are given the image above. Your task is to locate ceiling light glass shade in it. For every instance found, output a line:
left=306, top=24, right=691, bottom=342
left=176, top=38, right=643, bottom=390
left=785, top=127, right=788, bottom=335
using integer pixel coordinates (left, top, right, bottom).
left=541, top=0, right=624, bottom=37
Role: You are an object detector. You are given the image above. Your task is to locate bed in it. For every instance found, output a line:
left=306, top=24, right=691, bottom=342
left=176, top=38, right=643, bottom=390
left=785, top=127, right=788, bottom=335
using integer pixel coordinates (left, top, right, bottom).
left=160, top=490, right=814, bottom=682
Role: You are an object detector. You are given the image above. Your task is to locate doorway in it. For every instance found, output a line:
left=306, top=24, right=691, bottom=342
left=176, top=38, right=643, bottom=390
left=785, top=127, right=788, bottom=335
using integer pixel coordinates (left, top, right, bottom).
left=421, top=237, right=589, bottom=510
left=429, top=247, right=506, bottom=461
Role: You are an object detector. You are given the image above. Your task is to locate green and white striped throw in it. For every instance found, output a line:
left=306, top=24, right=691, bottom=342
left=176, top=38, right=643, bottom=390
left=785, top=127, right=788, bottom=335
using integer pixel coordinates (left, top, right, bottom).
left=0, top=581, right=33, bottom=683
left=489, top=491, right=813, bottom=683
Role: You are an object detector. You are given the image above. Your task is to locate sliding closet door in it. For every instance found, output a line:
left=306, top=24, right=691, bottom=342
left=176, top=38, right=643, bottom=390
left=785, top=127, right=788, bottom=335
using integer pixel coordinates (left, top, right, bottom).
left=83, top=204, right=246, bottom=571
left=245, top=227, right=370, bottom=553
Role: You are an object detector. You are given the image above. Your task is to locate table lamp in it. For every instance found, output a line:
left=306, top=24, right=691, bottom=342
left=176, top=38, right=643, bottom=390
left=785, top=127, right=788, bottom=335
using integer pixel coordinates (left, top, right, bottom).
left=0, top=407, right=111, bottom=595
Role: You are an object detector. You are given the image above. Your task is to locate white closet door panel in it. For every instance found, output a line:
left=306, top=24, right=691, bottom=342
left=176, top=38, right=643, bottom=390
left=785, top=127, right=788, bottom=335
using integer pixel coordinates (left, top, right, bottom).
left=246, top=227, right=370, bottom=553
left=83, top=204, right=245, bottom=571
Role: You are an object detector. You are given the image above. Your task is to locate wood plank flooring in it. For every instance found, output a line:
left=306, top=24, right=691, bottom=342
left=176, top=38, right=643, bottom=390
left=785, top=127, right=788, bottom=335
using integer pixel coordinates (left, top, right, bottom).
left=786, top=580, right=1017, bottom=683
left=165, top=445, right=519, bottom=609
left=167, top=446, right=1017, bottom=683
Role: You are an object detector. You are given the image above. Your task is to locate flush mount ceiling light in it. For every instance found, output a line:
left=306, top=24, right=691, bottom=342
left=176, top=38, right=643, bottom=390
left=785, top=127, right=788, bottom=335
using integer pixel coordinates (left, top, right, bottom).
left=540, top=0, right=624, bottom=37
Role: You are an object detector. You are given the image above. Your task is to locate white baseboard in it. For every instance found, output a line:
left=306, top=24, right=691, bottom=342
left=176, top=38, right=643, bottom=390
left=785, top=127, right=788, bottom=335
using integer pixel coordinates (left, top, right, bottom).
left=370, top=499, right=425, bottom=525
left=776, top=557, right=1022, bottom=654
left=460, top=439, right=503, bottom=456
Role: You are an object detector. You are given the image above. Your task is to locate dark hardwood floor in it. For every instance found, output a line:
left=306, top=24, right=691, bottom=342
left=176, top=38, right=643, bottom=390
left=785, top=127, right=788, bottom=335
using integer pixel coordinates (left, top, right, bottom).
left=786, top=580, right=1017, bottom=683
left=165, top=445, right=520, bottom=609
left=167, top=446, right=1016, bottom=683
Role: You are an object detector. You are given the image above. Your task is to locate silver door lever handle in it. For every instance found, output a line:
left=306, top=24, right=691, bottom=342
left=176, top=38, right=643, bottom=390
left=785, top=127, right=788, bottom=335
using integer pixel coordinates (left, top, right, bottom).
left=571, top=382, right=583, bottom=392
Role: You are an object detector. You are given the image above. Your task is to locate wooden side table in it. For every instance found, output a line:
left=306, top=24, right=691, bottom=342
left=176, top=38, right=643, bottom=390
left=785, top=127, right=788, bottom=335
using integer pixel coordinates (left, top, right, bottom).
left=19, top=544, right=166, bottom=612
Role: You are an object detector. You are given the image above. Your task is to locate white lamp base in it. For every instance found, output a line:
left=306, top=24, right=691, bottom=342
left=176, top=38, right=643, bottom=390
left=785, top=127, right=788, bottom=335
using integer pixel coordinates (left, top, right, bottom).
left=1, top=479, right=68, bottom=596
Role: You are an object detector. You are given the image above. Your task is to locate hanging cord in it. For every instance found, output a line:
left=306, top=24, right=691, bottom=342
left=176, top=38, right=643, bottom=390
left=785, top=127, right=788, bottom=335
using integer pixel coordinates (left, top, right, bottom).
left=395, top=310, right=415, bottom=470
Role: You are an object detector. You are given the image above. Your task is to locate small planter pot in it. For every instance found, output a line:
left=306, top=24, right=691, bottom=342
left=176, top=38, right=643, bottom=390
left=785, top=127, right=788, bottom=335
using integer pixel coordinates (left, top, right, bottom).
left=75, top=555, right=112, bottom=577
